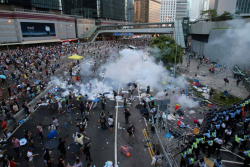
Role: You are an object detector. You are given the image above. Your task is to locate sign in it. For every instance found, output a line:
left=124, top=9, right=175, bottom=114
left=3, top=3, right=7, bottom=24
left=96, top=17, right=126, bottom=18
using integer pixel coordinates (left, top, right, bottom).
left=20, top=22, right=56, bottom=37
left=113, top=32, right=134, bottom=36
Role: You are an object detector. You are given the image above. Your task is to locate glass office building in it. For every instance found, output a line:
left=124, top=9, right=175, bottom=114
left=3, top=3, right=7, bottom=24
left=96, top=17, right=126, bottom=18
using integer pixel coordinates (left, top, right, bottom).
left=236, top=0, right=250, bottom=14
left=62, top=0, right=125, bottom=20
left=1, top=0, right=62, bottom=11
left=134, top=0, right=160, bottom=23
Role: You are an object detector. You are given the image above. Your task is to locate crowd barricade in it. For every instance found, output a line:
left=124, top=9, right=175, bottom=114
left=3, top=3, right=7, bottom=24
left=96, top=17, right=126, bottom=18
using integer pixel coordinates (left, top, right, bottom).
left=4, top=65, right=80, bottom=138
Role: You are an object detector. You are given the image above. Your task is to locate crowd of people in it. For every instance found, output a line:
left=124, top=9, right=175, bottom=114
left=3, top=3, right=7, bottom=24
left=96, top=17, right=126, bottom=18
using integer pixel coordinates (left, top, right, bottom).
left=0, top=39, right=153, bottom=167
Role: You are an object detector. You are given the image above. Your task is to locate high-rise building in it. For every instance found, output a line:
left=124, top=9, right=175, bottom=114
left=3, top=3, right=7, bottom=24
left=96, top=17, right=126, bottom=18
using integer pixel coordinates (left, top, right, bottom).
left=160, top=0, right=176, bottom=22
left=127, top=0, right=134, bottom=22
left=189, top=0, right=202, bottom=21
left=176, top=0, right=188, bottom=20
left=160, top=0, right=187, bottom=22
left=0, top=0, right=62, bottom=11
left=209, top=0, right=250, bottom=15
left=62, top=0, right=126, bottom=20
left=134, top=0, right=161, bottom=23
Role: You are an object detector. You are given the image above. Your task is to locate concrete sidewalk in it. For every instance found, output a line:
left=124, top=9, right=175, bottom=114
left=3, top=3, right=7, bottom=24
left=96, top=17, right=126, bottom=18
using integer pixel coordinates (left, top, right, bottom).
left=179, top=54, right=249, bottom=99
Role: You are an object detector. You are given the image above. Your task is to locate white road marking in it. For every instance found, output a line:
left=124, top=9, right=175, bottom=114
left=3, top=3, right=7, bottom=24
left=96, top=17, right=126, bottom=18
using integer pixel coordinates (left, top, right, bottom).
left=115, top=82, right=121, bottom=166
left=221, top=160, right=244, bottom=164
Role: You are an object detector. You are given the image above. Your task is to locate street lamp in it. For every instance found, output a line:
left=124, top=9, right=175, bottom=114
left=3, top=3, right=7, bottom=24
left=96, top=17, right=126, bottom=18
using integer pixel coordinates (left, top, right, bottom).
left=6, top=20, right=11, bottom=51
left=174, top=19, right=180, bottom=78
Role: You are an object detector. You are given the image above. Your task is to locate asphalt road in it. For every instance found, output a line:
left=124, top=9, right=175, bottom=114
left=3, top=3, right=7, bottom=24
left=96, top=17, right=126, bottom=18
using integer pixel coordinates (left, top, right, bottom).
left=2, top=43, right=153, bottom=167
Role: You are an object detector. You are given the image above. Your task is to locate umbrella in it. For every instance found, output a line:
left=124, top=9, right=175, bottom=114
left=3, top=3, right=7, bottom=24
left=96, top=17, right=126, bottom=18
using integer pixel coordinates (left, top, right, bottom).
left=175, top=106, right=179, bottom=110
left=103, top=92, right=110, bottom=95
left=68, top=54, right=83, bottom=60
left=211, top=62, right=217, bottom=64
left=19, top=138, right=27, bottom=146
left=92, top=99, right=99, bottom=102
left=47, top=130, right=58, bottom=139
left=0, top=75, right=6, bottom=79
left=44, top=140, right=59, bottom=150
left=69, top=143, right=82, bottom=153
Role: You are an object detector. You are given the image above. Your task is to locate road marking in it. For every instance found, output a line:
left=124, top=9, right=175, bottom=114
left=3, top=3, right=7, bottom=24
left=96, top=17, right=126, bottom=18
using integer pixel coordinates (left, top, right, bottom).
left=220, top=147, right=245, bottom=160
left=115, top=82, right=121, bottom=166
left=142, top=129, right=154, bottom=164
left=221, top=160, right=244, bottom=164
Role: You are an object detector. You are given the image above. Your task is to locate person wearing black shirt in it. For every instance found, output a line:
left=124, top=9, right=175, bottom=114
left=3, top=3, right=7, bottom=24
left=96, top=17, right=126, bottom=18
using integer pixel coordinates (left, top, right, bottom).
left=124, top=109, right=131, bottom=124
left=58, top=137, right=67, bottom=158
left=84, top=142, right=92, bottom=162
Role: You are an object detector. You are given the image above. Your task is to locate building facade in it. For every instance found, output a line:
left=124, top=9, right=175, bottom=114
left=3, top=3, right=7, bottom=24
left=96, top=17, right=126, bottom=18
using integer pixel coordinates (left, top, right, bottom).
left=209, top=0, right=250, bottom=15
left=176, top=0, right=187, bottom=20
left=0, top=9, right=76, bottom=44
left=62, top=0, right=126, bottom=21
left=160, top=0, right=176, bottom=22
left=134, top=0, right=160, bottom=23
left=126, top=0, right=134, bottom=22
left=0, top=0, right=62, bottom=11
left=160, top=0, right=187, bottom=22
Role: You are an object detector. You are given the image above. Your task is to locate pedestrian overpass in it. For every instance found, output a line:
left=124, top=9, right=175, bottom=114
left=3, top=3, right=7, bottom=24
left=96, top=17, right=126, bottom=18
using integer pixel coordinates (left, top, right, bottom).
left=79, top=21, right=186, bottom=48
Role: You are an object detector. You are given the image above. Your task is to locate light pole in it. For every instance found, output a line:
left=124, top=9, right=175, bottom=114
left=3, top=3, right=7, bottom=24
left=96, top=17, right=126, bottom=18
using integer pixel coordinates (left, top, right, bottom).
left=6, top=20, right=11, bottom=51
left=174, top=19, right=180, bottom=78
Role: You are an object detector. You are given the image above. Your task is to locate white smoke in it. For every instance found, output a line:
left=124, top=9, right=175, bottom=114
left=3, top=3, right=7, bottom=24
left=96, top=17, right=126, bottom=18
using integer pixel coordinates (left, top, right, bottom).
left=174, top=94, right=199, bottom=108
left=53, top=47, right=188, bottom=102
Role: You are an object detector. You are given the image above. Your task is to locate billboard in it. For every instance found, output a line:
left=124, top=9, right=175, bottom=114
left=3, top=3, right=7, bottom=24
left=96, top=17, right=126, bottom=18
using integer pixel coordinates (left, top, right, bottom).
left=20, top=22, right=56, bottom=37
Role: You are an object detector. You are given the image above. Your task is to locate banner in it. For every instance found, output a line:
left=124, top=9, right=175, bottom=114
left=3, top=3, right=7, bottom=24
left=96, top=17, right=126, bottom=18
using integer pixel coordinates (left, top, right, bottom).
left=113, top=32, right=134, bottom=36
left=20, top=22, right=56, bottom=37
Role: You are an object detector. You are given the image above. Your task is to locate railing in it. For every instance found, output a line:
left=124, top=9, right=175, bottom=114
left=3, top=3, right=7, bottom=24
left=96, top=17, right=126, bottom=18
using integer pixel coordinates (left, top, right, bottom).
left=234, top=65, right=250, bottom=91
left=13, top=8, right=55, bottom=14
left=145, top=99, right=178, bottom=167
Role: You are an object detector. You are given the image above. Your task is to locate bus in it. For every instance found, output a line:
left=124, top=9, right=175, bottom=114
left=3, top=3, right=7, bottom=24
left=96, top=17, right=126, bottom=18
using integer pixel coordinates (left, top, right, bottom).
left=128, top=45, right=138, bottom=51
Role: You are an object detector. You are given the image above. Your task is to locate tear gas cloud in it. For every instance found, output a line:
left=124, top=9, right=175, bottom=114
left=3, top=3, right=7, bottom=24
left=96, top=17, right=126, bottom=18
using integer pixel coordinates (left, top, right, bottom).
left=172, top=94, right=199, bottom=108
left=205, top=19, right=250, bottom=70
left=52, top=48, right=187, bottom=101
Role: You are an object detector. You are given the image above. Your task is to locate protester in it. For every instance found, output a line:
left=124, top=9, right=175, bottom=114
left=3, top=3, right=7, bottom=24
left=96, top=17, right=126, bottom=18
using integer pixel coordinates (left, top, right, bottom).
left=11, top=137, right=21, bottom=158
left=27, top=147, right=39, bottom=167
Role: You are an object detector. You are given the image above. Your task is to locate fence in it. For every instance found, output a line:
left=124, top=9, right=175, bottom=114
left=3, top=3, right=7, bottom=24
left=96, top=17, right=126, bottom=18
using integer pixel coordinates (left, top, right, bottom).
left=5, top=65, right=80, bottom=137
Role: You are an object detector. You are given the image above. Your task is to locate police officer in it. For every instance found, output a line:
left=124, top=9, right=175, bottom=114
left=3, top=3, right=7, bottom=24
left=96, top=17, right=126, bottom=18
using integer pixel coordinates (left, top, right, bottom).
left=213, top=157, right=222, bottom=167
left=241, top=130, right=249, bottom=149
left=197, top=157, right=206, bottom=167
left=224, top=126, right=232, bottom=146
left=214, top=135, right=223, bottom=154
left=206, top=137, right=214, bottom=158
left=240, top=147, right=250, bottom=167
left=231, top=133, right=244, bottom=152
left=199, top=134, right=206, bottom=153
left=244, top=116, right=250, bottom=131
left=192, top=138, right=199, bottom=160
left=187, top=154, right=194, bottom=167
left=180, top=147, right=187, bottom=167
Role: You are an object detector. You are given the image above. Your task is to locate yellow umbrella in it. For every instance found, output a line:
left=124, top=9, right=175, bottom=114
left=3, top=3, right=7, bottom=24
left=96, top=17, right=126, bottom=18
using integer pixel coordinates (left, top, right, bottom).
left=68, top=54, right=83, bottom=60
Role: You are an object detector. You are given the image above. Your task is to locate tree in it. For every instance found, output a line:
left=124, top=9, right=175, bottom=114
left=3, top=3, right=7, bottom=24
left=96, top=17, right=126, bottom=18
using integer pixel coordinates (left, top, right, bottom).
left=217, top=11, right=233, bottom=21
left=200, top=9, right=218, bottom=21
left=150, top=35, right=183, bottom=64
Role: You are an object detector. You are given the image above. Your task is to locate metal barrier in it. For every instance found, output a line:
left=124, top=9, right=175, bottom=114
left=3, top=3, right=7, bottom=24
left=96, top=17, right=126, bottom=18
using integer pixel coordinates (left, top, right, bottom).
left=234, top=65, right=250, bottom=91
left=145, top=100, right=178, bottom=167
left=5, top=65, right=80, bottom=136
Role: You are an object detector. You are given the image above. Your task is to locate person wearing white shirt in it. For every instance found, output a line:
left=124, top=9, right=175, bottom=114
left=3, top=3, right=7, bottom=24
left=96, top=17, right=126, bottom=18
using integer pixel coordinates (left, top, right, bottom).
left=58, top=100, right=62, bottom=116
left=27, top=148, right=39, bottom=167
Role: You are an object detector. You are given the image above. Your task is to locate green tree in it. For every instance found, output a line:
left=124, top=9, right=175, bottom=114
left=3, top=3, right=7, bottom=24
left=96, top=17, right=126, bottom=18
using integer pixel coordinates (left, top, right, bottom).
left=200, top=9, right=218, bottom=21
left=150, top=35, right=183, bottom=64
left=217, top=11, right=233, bottom=21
